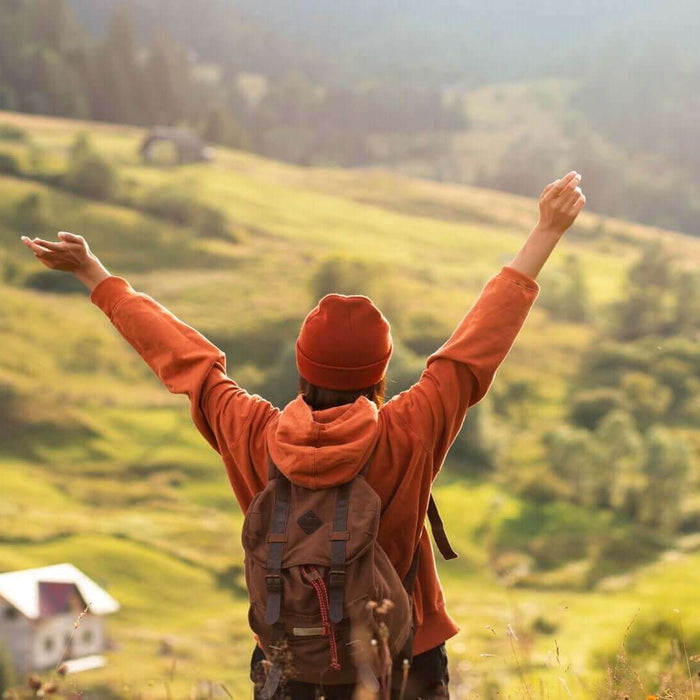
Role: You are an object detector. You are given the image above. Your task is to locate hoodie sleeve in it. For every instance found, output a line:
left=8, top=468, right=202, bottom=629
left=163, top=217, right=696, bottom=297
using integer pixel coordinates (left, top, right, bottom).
left=383, top=265, right=539, bottom=473
left=90, top=276, right=277, bottom=490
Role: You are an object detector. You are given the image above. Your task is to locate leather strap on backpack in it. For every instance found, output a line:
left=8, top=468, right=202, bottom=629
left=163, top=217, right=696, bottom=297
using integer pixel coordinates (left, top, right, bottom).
left=403, top=495, right=457, bottom=597
left=363, top=459, right=456, bottom=563
left=328, top=481, right=352, bottom=624
left=264, top=459, right=291, bottom=625
left=396, top=493, right=456, bottom=670
left=427, top=494, right=458, bottom=561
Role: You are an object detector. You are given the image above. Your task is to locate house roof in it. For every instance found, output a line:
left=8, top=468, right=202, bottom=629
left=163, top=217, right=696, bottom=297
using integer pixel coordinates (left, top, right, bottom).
left=0, top=564, right=120, bottom=620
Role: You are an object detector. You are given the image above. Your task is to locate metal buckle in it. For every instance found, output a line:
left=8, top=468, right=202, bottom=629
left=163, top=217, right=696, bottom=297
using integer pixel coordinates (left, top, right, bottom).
left=329, top=571, right=345, bottom=588
left=265, top=574, right=282, bottom=592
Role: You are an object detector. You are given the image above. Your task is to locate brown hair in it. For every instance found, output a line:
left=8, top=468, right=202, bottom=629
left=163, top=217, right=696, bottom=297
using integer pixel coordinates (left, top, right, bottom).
left=299, top=376, right=386, bottom=411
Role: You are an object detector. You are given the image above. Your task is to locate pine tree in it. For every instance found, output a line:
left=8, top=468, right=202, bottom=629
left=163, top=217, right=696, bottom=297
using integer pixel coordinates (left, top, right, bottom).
left=33, top=0, right=74, bottom=52
left=99, top=4, right=139, bottom=123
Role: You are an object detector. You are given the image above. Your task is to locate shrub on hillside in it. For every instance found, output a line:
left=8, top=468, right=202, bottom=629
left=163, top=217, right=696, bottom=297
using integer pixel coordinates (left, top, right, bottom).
left=63, top=133, right=117, bottom=200
left=141, top=186, right=234, bottom=240
left=0, top=123, right=26, bottom=141
left=0, top=381, right=19, bottom=439
left=2, top=258, right=20, bottom=284
left=310, top=253, right=405, bottom=331
left=193, top=204, right=232, bottom=240
left=64, top=153, right=117, bottom=200
left=310, top=254, right=380, bottom=300
left=13, top=192, right=48, bottom=233
left=142, top=187, right=194, bottom=225
left=23, top=270, right=86, bottom=294
left=0, top=151, right=21, bottom=176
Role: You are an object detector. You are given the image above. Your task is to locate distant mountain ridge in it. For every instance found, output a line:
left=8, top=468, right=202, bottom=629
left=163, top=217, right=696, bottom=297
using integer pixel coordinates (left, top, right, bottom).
left=68, top=0, right=700, bottom=84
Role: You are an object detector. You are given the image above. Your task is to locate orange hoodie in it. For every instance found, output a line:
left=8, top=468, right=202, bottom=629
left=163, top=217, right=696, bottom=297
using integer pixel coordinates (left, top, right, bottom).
left=90, top=265, right=539, bottom=654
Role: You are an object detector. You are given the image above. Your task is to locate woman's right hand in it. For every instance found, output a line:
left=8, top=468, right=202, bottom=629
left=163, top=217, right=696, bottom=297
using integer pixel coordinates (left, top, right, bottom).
left=536, top=171, right=586, bottom=236
left=21, top=231, right=111, bottom=291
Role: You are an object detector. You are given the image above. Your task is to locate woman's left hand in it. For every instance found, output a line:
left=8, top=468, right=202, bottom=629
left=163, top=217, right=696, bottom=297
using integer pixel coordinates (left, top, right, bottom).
left=21, top=231, right=111, bottom=290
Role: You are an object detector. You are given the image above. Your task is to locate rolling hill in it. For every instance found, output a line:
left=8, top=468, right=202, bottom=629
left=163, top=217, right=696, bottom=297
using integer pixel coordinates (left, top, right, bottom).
left=1, top=110, right=700, bottom=698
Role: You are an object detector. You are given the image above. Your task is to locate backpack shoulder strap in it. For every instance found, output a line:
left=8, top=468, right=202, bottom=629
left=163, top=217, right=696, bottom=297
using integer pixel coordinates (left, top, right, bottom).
left=328, top=480, right=352, bottom=624
left=267, top=456, right=282, bottom=481
left=427, top=494, right=458, bottom=561
left=264, top=456, right=291, bottom=625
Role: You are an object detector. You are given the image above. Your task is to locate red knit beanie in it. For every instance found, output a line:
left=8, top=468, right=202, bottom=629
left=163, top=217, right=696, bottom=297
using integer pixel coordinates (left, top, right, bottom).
left=296, top=294, right=393, bottom=391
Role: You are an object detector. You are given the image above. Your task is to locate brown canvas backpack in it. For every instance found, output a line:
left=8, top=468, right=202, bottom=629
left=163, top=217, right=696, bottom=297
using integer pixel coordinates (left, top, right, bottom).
left=242, top=457, right=456, bottom=697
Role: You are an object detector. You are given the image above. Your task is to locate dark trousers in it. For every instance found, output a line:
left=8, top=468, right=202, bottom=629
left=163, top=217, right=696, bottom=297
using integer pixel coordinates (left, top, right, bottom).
left=251, top=643, right=449, bottom=699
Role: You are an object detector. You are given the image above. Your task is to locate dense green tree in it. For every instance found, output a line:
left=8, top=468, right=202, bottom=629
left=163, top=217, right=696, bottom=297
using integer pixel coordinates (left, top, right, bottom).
left=561, top=255, right=590, bottom=322
left=34, top=0, right=75, bottom=51
left=619, top=371, right=673, bottom=430
left=492, top=378, right=540, bottom=428
left=449, top=396, right=499, bottom=473
left=259, top=341, right=300, bottom=409
left=201, top=104, right=249, bottom=150
left=96, top=5, right=140, bottom=124
left=141, top=33, right=189, bottom=126
left=544, top=425, right=606, bottom=508
left=638, top=427, right=690, bottom=532
left=611, top=243, right=675, bottom=340
left=595, top=410, right=644, bottom=512
left=570, top=387, right=626, bottom=430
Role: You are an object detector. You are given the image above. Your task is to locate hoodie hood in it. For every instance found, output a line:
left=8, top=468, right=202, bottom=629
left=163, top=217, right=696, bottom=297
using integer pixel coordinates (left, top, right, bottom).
left=267, top=394, right=381, bottom=489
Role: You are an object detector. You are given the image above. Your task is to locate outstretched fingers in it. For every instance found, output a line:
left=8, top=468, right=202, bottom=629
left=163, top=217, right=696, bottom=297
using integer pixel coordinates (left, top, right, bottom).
left=541, top=181, right=557, bottom=197
left=21, top=236, right=52, bottom=255
left=565, top=190, right=586, bottom=215
left=544, top=171, right=579, bottom=201
left=58, top=231, right=84, bottom=243
left=562, top=185, right=582, bottom=207
left=29, top=237, right=66, bottom=251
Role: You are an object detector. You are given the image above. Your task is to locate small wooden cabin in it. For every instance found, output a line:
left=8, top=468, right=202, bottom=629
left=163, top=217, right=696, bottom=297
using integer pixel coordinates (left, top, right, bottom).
left=140, top=127, right=213, bottom=164
left=0, top=563, right=120, bottom=675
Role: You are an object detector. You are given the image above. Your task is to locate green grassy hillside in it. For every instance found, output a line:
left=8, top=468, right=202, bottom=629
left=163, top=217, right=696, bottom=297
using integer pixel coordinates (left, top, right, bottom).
left=1, top=111, right=700, bottom=698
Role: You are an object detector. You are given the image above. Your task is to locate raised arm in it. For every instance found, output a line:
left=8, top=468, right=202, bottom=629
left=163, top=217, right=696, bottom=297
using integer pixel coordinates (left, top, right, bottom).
left=21, top=232, right=276, bottom=501
left=383, top=171, right=586, bottom=472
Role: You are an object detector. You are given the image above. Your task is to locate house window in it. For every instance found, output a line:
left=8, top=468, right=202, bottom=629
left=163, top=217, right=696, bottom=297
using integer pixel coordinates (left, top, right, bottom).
left=3, top=607, right=17, bottom=621
left=44, top=637, right=55, bottom=652
left=83, top=630, right=93, bottom=645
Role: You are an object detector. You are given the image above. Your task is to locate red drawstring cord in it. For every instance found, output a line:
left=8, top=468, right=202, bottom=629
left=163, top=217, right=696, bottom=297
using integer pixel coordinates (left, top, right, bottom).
left=301, top=565, right=341, bottom=671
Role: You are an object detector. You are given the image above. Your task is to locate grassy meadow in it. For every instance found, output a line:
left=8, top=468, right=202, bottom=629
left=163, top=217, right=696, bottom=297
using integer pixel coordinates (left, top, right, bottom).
left=2, top=110, right=700, bottom=698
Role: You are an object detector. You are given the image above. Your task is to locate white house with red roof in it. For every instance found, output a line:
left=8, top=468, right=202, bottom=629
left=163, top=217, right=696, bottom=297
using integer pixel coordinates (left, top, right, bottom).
left=0, top=563, right=120, bottom=675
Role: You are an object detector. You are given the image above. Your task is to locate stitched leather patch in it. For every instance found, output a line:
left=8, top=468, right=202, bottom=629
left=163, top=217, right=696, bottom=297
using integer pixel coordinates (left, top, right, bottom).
left=297, top=510, right=322, bottom=535
left=293, top=626, right=325, bottom=637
